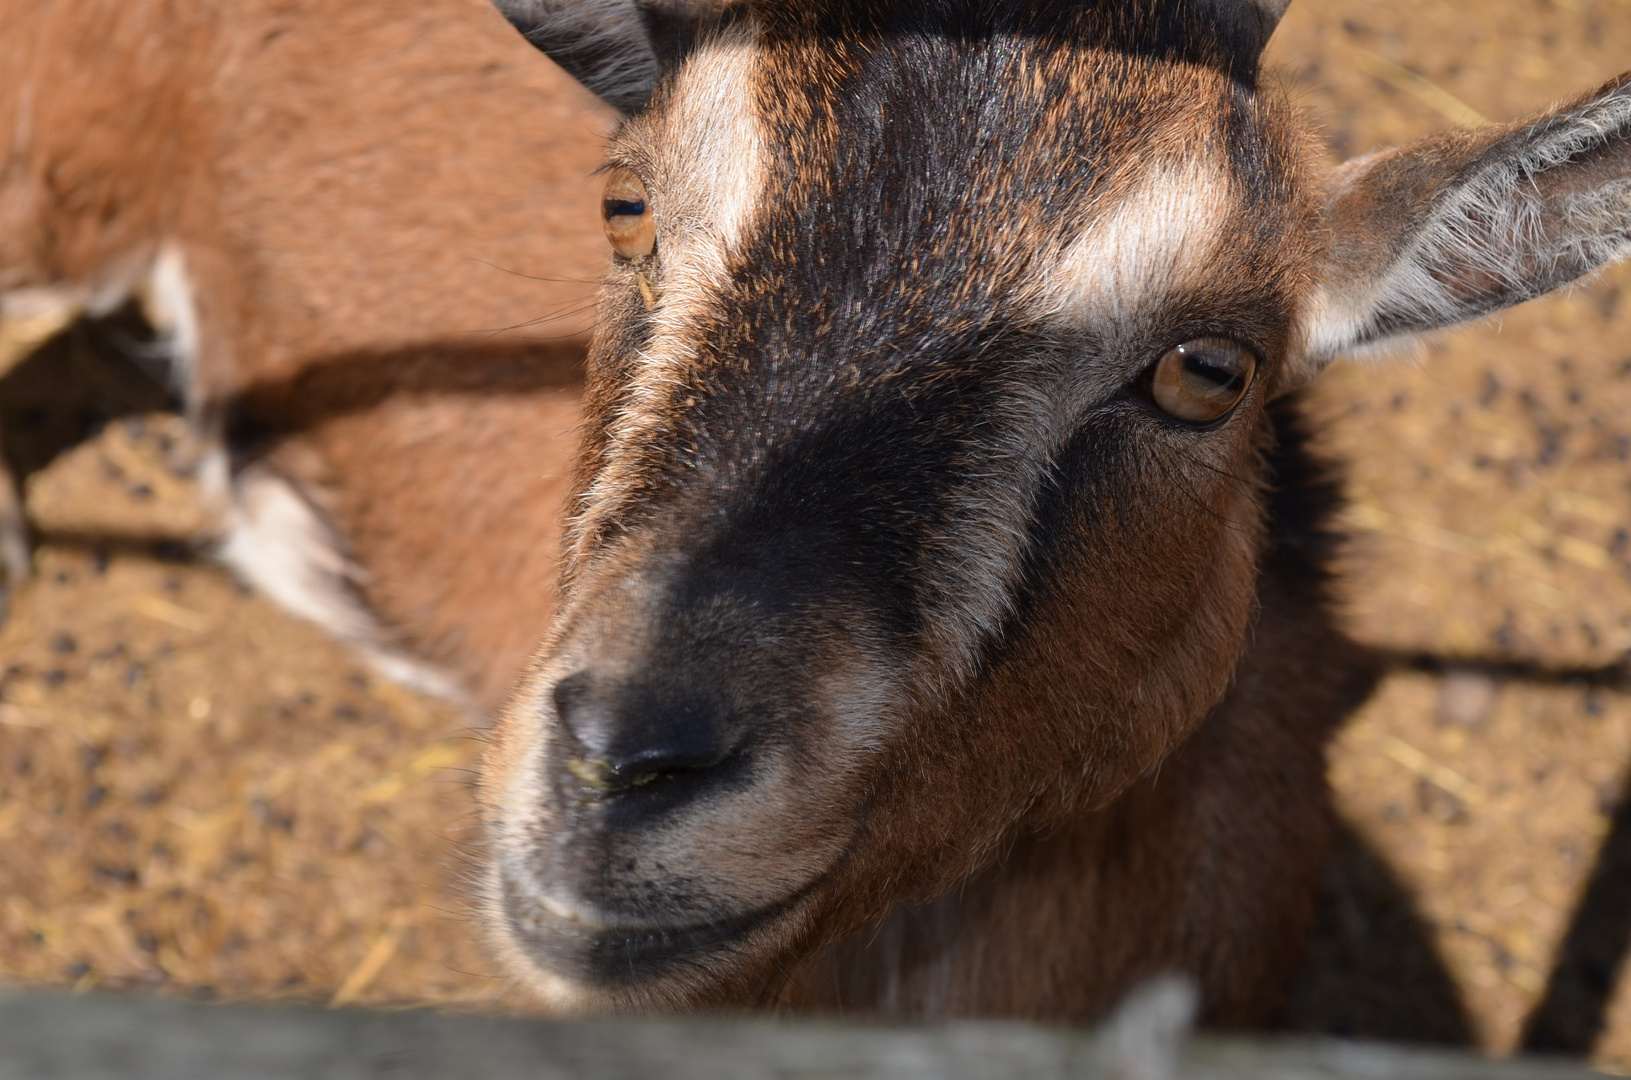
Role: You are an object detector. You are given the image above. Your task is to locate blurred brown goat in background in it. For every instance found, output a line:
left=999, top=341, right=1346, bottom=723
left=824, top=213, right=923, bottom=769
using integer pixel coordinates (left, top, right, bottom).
left=0, top=0, right=611, bottom=708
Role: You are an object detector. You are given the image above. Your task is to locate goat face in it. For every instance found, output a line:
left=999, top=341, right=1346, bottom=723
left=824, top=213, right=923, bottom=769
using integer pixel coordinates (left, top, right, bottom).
left=484, top=0, right=1631, bottom=1012
left=483, top=1, right=1317, bottom=1010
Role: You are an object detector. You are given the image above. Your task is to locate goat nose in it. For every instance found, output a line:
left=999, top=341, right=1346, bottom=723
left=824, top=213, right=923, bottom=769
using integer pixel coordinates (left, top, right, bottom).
left=551, top=672, right=737, bottom=796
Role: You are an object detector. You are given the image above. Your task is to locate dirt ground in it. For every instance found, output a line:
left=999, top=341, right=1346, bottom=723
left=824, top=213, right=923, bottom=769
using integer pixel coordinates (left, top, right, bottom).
left=4, top=0, right=1631, bottom=1067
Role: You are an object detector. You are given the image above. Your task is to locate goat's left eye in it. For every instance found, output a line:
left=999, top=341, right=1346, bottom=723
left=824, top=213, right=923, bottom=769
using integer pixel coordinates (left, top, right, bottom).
left=602, top=168, right=656, bottom=260
left=1148, top=338, right=1257, bottom=424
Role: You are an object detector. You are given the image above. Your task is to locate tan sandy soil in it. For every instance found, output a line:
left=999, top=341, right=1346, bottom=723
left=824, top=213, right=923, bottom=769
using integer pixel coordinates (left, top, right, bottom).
left=4, top=0, right=1631, bottom=1067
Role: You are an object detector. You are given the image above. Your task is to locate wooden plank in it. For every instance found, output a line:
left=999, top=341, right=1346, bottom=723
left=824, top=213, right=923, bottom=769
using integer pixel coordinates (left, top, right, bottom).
left=0, top=988, right=1603, bottom=1080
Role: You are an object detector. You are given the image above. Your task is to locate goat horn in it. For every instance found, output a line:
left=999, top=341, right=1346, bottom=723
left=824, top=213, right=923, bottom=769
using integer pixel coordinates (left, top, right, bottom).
left=1245, top=0, right=1291, bottom=41
left=1209, top=0, right=1291, bottom=66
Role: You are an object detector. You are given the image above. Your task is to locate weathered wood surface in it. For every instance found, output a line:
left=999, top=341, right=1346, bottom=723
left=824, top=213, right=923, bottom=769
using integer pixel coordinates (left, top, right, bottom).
left=0, top=987, right=1604, bottom=1080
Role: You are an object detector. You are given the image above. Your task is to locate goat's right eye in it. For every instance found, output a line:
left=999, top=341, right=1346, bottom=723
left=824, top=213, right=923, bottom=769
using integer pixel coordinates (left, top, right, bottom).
left=602, top=168, right=656, bottom=260
left=1148, top=338, right=1257, bottom=425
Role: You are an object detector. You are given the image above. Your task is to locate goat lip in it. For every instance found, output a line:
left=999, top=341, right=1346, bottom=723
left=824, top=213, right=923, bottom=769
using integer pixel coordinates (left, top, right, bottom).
left=502, top=873, right=809, bottom=986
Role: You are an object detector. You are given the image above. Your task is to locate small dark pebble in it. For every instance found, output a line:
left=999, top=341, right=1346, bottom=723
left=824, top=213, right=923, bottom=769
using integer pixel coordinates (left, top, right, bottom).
left=82, top=785, right=108, bottom=808
left=92, top=642, right=128, bottom=662
left=51, top=633, right=77, bottom=655
left=333, top=703, right=358, bottom=721
left=66, top=962, right=91, bottom=980
left=80, top=745, right=107, bottom=773
left=93, top=548, right=110, bottom=574
left=123, top=663, right=145, bottom=687
left=42, top=669, right=69, bottom=688
left=93, top=864, right=138, bottom=885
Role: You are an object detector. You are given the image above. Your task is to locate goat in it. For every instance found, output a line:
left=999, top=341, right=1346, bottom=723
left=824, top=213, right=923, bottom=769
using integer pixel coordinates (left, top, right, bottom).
left=478, top=0, right=1631, bottom=1024
left=0, top=0, right=610, bottom=708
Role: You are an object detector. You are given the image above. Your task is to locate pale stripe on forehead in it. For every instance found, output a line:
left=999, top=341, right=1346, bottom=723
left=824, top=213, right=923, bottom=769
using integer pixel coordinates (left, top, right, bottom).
left=1042, top=159, right=1237, bottom=328
left=652, top=21, right=765, bottom=258
left=573, top=22, right=767, bottom=555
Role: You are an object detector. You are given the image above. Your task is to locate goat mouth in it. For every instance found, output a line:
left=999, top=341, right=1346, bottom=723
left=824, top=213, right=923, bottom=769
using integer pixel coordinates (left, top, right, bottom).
left=500, top=873, right=805, bottom=989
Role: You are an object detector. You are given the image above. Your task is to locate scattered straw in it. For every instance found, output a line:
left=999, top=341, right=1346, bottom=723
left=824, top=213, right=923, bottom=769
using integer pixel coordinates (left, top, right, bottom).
left=129, top=595, right=210, bottom=632
left=1377, top=734, right=1487, bottom=808
left=330, top=914, right=411, bottom=1007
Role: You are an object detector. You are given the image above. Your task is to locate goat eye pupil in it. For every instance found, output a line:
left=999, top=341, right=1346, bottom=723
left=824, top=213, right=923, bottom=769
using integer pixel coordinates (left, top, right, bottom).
left=1184, top=352, right=1243, bottom=392
left=604, top=198, right=646, bottom=219
left=1148, top=338, right=1257, bottom=425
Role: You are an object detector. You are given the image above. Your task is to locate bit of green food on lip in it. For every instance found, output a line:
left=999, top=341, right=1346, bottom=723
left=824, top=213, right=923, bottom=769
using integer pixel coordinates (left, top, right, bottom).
left=565, top=756, right=615, bottom=790
left=565, top=756, right=663, bottom=794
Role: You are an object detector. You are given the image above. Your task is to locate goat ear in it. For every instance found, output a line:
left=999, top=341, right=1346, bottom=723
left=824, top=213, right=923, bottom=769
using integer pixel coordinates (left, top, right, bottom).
left=491, top=0, right=719, bottom=115
left=1302, top=73, right=1631, bottom=364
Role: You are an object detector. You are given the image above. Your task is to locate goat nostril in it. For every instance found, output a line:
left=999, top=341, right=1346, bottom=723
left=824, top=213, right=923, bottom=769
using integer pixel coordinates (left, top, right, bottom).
left=548, top=672, right=737, bottom=800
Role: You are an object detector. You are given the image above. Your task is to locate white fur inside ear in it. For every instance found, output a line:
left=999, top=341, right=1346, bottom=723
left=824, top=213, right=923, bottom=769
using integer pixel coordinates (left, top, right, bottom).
left=1304, top=86, right=1631, bottom=363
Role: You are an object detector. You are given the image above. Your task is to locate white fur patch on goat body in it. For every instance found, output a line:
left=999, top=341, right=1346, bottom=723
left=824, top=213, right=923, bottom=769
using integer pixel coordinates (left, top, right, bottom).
left=140, top=243, right=202, bottom=401
left=216, top=460, right=465, bottom=702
